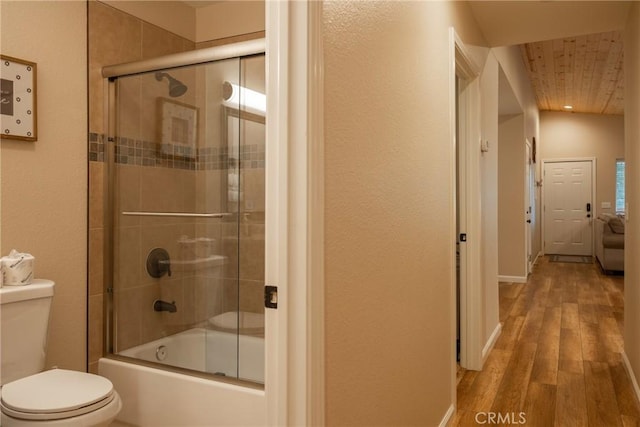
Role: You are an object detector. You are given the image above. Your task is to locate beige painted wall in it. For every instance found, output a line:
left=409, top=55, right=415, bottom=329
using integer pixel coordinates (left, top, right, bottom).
left=540, top=111, right=625, bottom=219
left=101, top=0, right=264, bottom=44
left=0, top=1, right=87, bottom=371
left=479, top=44, right=539, bottom=353
left=101, top=0, right=196, bottom=41
left=469, top=1, right=631, bottom=47
left=498, top=114, right=527, bottom=278
left=624, top=1, right=640, bottom=390
left=494, top=46, right=541, bottom=266
left=475, top=46, right=540, bottom=353
left=480, top=52, right=500, bottom=345
left=196, top=1, right=264, bottom=43
left=323, top=1, right=486, bottom=425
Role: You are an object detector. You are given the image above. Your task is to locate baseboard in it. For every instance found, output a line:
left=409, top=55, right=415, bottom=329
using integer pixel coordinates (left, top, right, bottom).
left=622, top=351, right=640, bottom=405
left=498, top=275, right=528, bottom=283
left=532, top=251, right=541, bottom=266
left=439, top=404, right=455, bottom=427
left=482, top=323, right=502, bottom=361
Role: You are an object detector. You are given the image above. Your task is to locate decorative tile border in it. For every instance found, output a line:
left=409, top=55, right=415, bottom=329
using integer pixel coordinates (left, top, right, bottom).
left=89, top=132, right=105, bottom=162
left=89, top=133, right=265, bottom=170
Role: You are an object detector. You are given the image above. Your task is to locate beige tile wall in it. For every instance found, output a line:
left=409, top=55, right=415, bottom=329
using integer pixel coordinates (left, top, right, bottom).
left=88, top=1, right=266, bottom=371
left=88, top=0, right=196, bottom=372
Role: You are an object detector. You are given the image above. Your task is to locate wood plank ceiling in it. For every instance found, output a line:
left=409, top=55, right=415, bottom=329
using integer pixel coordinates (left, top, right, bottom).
left=520, top=31, right=624, bottom=115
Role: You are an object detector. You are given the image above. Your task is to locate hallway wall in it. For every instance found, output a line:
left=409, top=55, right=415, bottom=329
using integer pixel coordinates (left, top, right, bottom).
left=493, top=46, right=541, bottom=264
left=322, top=1, right=487, bottom=425
left=480, top=52, right=500, bottom=355
left=624, top=0, right=640, bottom=395
left=478, top=45, right=540, bottom=360
left=498, top=114, right=527, bottom=279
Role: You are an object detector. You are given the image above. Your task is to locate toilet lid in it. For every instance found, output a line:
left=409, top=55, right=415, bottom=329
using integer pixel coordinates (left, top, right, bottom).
left=1, top=369, right=114, bottom=419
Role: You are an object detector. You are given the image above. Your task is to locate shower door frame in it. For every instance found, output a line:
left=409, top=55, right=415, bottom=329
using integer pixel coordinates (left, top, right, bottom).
left=102, top=37, right=269, bottom=391
left=104, top=39, right=265, bottom=356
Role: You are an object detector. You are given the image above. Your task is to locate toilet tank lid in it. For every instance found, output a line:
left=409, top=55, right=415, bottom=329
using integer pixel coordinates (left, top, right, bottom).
left=0, top=280, right=54, bottom=305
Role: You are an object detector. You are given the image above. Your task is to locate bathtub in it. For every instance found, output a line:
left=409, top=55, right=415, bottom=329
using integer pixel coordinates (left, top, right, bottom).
left=99, top=328, right=265, bottom=426
left=119, top=328, right=264, bottom=383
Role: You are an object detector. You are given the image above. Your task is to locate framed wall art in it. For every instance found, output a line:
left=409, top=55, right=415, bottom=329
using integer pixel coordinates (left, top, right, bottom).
left=1, top=55, right=37, bottom=141
left=158, top=97, right=198, bottom=159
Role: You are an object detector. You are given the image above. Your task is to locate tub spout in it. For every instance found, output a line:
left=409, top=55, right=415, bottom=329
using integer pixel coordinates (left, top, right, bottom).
left=153, top=299, right=177, bottom=313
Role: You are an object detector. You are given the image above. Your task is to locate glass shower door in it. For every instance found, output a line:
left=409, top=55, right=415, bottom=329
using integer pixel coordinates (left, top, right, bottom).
left=206, top=54, right=266, bottom=383
left=108, top=53, right=266, bottom=384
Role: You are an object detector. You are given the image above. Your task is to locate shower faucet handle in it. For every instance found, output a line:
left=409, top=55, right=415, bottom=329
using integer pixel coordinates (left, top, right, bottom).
left=146, top=248, right=171, bottom=278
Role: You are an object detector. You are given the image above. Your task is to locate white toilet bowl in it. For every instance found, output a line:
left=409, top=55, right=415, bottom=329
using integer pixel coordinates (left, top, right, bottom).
left=0, top=369, right=122, bottom=427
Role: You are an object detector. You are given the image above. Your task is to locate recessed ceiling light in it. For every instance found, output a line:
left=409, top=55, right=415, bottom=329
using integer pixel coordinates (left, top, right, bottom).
left=563, top=105, right=573, bottom=110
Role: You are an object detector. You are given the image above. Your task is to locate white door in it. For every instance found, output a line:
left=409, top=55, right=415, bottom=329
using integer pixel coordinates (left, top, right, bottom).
left=544, top=161, right=593, bottom=256
left=456, top=74, right=467, bottom=365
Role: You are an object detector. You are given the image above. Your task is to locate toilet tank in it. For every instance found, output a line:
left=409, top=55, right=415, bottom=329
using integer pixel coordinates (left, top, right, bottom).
left=0, top=279, right=55, bottom=386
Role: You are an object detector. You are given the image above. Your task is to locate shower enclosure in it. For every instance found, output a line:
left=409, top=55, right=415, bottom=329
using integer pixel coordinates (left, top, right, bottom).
left=103, top=41, right=266, bottom=386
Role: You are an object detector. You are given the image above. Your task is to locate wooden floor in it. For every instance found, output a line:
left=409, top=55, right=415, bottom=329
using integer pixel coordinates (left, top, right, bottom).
left=452, top=256, right=640, bottom=426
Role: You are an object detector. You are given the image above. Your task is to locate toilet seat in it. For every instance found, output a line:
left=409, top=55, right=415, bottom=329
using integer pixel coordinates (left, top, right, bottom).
left=1, top=369, right=115, bottom=421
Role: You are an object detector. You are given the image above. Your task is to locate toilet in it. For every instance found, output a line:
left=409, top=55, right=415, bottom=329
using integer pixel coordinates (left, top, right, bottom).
left=0, top=280, right=121, bottom=426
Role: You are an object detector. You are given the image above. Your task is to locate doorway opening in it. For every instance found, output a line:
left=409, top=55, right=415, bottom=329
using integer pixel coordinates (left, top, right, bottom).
left=452, top=29, right=482, bottom=372
left=455, top=74, right=463, bottom=362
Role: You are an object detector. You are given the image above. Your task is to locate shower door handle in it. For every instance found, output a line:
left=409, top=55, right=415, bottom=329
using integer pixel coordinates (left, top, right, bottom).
left=123, top=211, right=229, bottom=218
left=265, top=286, right=278, bottom=309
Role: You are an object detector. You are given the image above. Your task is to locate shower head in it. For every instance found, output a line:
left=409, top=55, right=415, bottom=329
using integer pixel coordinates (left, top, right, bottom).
left=155, top=71, right=188, bottom=97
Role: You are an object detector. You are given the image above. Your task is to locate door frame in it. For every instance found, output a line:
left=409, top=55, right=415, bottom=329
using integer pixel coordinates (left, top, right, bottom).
left=526, top=140, right=536, bottom=273
left=450, top=28, right=483, bottom=377
left=265, top=1, right=325, bottom=425
left=525, top=140, right=532, bottom=274
left=541, top=157, right=597, bottom=256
